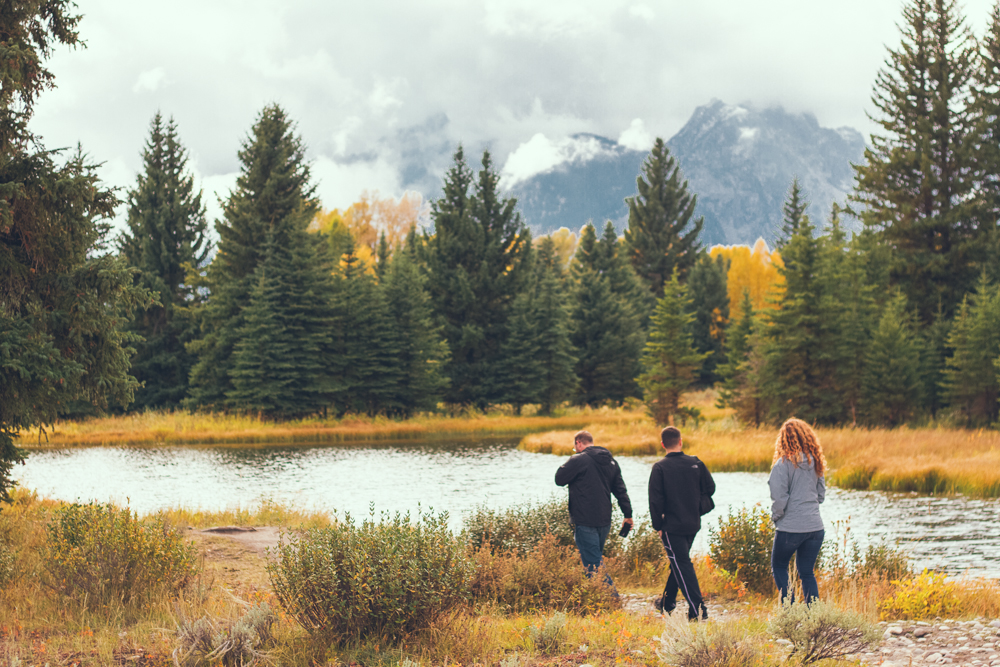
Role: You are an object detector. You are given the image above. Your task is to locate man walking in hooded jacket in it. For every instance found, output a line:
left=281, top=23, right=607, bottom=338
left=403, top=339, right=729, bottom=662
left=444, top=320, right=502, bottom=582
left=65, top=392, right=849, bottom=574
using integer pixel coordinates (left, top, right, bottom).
left=555, top=430, right=633, bottom=587
left=649, top=426, right=715, bottom=620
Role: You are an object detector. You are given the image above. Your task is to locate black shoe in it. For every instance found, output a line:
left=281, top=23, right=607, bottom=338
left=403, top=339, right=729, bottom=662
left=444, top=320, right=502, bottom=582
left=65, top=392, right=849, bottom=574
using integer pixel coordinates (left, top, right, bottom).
left=653, top=595, right=675, bottom=615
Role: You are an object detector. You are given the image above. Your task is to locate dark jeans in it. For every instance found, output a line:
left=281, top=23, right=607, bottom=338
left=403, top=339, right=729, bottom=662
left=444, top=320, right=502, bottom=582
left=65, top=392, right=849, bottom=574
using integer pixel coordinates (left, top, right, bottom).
left=771, top=529, right=825, bottom=604
left=660, top=531, right=704, bottom=619
left=574, top=524, right=616, bottom=593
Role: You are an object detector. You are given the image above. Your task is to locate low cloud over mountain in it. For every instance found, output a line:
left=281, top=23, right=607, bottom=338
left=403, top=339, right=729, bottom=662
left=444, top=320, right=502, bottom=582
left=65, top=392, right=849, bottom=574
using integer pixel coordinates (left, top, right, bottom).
left=502, top=100, right=866, bottom=246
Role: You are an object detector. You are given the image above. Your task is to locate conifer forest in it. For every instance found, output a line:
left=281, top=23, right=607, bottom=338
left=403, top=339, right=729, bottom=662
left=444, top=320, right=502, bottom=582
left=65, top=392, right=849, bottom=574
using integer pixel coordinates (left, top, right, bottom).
left=5, top=0, right=1000, bottom=502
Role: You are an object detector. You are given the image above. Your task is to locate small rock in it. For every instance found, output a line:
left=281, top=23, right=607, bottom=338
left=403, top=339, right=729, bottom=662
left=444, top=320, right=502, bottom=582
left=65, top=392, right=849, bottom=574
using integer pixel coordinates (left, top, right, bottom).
left=889, top=626, right=904, bottom=635
left=915, top=628, right=932, bottom=638
left=991, top=620, right=1000, bottom=629
left=940, top=625, right=952, bottom=631
left=927, top=653, right=943, bottom=662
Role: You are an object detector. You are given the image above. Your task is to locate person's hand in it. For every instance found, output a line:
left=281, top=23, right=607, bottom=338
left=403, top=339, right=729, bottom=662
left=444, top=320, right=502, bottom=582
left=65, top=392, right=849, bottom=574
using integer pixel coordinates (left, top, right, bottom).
left=623, top=518, right=634, bottom=527
left=658, top=529, right=664, bottom=539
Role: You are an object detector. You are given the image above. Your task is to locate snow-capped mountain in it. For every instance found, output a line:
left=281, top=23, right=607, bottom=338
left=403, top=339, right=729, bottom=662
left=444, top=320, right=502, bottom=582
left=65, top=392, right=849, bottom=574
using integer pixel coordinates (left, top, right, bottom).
left=504, top=100, right=867, bottom=246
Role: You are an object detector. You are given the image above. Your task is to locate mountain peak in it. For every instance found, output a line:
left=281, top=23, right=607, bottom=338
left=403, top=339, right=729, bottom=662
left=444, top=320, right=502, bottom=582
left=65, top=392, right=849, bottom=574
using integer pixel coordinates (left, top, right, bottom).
left=505, top=101, right=866, bottom=245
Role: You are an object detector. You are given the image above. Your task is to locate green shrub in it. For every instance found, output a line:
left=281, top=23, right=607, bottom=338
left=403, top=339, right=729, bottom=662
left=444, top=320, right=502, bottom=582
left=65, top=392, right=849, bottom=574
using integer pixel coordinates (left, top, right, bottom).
left=768, top=600, right=881, bottom=664
left=708, top=504, right=775, bottom=595
left=173, top=603, right=276, bottom=667
left=465, top=498, right=574, bottom=555
left=45, top=502, right=198, bottom=612
left=656, top=617, right=772, bottom=667
left=268, top=510, right=472, bottom=644
left=470, top=534, right=618, bottom=613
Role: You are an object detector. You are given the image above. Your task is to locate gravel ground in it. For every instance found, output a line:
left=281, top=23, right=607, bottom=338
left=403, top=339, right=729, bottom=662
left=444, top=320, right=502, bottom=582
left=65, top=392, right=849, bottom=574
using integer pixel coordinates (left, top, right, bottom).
left=621, top=593, right=1000, bottom=666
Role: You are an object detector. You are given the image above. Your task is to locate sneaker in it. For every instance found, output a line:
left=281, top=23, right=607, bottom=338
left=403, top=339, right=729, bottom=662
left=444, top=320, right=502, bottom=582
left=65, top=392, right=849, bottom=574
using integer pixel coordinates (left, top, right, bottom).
left=653, top=595, right=675, bottom=615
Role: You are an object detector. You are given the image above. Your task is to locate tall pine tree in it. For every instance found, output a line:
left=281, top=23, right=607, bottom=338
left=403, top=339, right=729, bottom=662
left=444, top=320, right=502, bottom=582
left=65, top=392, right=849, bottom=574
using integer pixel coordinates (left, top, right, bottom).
left=382, top=243, right=449, bottom=416
left=942, top=275, right=1000, bottom=425
left=529, top=238, right=577, bottom=414
left=715, top=290, right=768, bottom=426
left=120, top=113, right=210, bottom=409
left=686, top=251, right=730, bottom=386
left=624, top=138, right=703, bottom=297
left=761, top=215, right=843, bottom=423
left=424, top=147, right=533, bottom=407
left=775, top=178, right=808, bottom=250
left=851, top=0, right=981, bottom=322
left=638, top=270, right=707, bottom=425
left=569, top=223, right=644, bottom=405
left=329, top=239, right=402, bottom=416
left=860, top=294, right=923, bottom=425
left=1, top=2, right=152, bottom=500
left=187, top=105, right=322, bottom=411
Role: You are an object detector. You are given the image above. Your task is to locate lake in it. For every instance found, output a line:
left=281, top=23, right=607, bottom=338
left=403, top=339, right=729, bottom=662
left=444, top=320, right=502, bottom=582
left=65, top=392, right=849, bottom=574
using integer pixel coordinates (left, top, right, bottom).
left=16, top=437, right=1000, bottom=578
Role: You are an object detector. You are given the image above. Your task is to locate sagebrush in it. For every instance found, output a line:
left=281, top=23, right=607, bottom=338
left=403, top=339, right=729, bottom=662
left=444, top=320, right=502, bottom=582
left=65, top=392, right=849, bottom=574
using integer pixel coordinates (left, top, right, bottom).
left=768, top=599, right=881, bottom=664
left=44, top=502, right=198, bottom=613
left=268, top=510, right=472, bottom=644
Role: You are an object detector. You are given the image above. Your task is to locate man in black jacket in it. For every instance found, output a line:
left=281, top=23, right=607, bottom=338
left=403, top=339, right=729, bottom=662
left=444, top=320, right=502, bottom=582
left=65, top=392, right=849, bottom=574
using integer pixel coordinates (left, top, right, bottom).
left=555, top=430, right=633, bottom=587
left=648, top=426, right=716, bottom=620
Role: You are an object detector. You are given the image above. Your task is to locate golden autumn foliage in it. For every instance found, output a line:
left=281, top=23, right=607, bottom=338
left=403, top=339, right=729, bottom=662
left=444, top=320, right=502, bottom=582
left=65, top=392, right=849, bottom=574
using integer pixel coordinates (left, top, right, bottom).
left=310, top=190, right=429, bottom=270
left=535, top=227, right=579, bottom=271
left=710, top=238, right=785, bottom=319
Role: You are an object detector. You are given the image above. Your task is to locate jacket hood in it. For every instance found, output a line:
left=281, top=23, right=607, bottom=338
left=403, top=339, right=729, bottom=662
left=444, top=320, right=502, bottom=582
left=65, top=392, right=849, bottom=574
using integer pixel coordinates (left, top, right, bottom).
left=584, top=445, right=613, bottom=465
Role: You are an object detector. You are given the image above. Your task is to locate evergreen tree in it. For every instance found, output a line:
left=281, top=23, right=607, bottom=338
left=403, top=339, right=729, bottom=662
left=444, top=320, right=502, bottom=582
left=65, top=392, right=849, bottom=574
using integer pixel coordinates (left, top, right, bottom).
left=0, top=2, right=152, bottom=501
left=569, top=223, right=644, bottom=405
left=382, top=245, right=449, bottom=416
left=860, top=295, right=924, bottom=425
left=761, top=216, right=843, bottom=423
left=851, top=0, right=981, bottom=322
left=424, top=147, right=533, bottom=407
left=971, top=3, right=1000, bottom=233
left=226, top=234, right=295, bottom=418
left=624, top=138, right=703, bottom=297
left=775, top=178, right=808, bottom=250
left=330, top=240, right=402, bottom=415
left=942, top=275, right=1000, bottom=425
left=529, top=239, right=577, bottom=414
left=597, top=220, right=654, bottom=326
left=187, top=105, right=319, bottom=409
left=819, top=207, right=877, bottom=425
left=120, top=113, right=210, bottom=409
left=496, top=291, right=540, bottom=414
left=638, top=271, right=707, bottom=425
left=686, top=251, right=730, bottom=385
left=375, top=231, right=390, bottom=283
left=716, top=290, right=753, bottom=409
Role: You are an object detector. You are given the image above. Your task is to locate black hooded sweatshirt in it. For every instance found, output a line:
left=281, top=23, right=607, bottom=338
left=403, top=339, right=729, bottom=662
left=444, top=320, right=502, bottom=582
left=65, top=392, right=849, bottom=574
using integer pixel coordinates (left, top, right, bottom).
left=555, top=445, right=633, bottom=527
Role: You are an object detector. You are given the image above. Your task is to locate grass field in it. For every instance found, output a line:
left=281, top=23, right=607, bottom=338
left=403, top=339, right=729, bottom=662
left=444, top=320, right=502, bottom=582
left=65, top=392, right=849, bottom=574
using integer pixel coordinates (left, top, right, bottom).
left=15, top=406, right=628, bottom=448
left=520, top=392, right=1000, bottom=498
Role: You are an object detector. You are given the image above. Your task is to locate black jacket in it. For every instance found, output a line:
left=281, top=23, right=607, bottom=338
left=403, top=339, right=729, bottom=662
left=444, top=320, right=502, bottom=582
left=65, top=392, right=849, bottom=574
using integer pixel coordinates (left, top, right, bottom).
left=648, top=451, right=715, bottom=534
left=555, top=445, right=633, bottom=527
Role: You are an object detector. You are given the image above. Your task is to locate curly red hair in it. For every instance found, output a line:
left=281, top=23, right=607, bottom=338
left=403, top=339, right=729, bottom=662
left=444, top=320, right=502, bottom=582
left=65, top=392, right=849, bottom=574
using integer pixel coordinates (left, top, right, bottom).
left=773, top=418, right=826, bottom=476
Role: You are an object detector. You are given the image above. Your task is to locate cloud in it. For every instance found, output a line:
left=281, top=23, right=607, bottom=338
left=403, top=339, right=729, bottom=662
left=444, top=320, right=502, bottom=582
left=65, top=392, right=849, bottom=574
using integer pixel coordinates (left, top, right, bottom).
left=500, top=133, right=615, bottom=188
left=618, top=118, right=653, bottom=151
left=132, top=67, right=166, bottom=94
left=26, top=0, right=1000, bottom=221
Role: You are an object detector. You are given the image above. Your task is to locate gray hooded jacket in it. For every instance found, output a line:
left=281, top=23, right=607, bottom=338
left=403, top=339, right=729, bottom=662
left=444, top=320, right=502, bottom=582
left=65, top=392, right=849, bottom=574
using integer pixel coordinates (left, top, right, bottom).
left=768, top=453, right=825, bottom=533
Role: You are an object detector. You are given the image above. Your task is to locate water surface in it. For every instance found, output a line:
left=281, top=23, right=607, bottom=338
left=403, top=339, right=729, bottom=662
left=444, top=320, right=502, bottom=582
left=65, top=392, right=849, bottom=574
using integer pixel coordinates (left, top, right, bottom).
left=17, top=438, right=1000, bottom=577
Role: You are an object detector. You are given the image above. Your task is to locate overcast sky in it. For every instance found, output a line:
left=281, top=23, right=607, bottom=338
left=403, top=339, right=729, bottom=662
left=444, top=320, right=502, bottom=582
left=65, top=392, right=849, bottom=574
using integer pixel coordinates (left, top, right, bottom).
left=29, top=0, right=999, bottom=226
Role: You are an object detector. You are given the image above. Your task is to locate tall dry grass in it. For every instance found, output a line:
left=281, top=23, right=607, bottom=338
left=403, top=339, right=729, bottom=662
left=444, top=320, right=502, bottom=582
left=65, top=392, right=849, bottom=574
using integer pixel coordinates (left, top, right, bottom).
left=17, top=406, right=628, bottom=448
left=521, top=394, right=1000, bottom=497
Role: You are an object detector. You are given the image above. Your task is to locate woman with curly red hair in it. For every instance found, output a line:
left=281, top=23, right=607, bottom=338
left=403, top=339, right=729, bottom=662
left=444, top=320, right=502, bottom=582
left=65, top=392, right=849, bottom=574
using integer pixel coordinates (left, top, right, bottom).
left=768, top=418, right=826, bottom=604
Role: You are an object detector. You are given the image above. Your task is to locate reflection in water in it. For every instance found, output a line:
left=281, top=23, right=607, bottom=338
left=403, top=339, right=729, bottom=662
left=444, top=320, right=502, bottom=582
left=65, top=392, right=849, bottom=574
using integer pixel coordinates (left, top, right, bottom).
left=17, top=439, right=1000, bottom=578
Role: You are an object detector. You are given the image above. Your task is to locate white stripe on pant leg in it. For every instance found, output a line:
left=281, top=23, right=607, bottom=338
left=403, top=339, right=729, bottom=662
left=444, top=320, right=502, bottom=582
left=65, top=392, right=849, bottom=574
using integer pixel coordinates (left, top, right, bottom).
left=662, top=531, right=695, bottom=611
